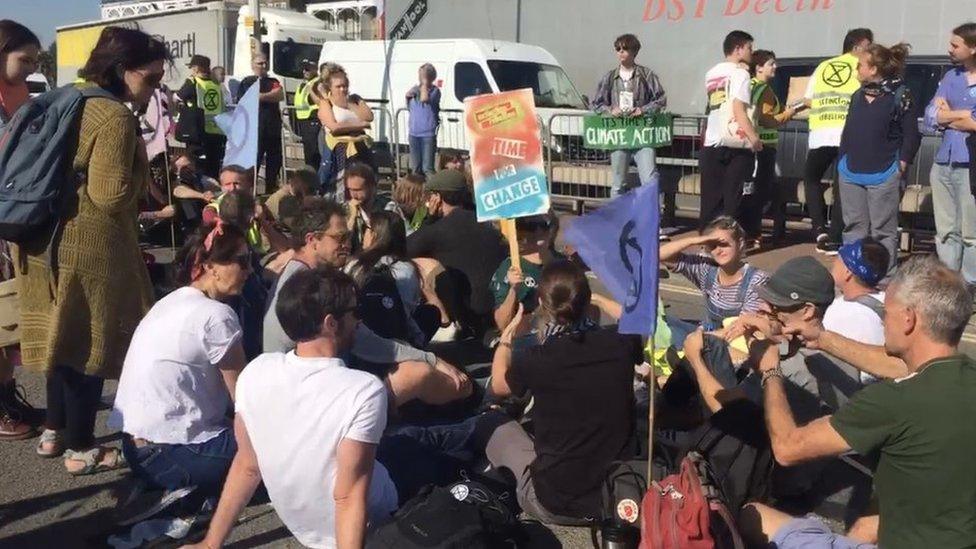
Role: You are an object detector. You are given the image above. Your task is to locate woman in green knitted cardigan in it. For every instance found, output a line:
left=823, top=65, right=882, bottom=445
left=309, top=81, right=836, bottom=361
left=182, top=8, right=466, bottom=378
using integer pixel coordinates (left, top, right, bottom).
left=16, top=27, right=171, bottom=475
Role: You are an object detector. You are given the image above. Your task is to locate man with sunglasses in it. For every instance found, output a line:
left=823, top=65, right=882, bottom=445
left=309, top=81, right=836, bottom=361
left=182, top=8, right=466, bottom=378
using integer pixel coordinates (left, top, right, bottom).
left=263, top=198, right=472, bottom=405
left=237, top=54, right=284, bottom=191
left=591, top=33, right=667, bottom=197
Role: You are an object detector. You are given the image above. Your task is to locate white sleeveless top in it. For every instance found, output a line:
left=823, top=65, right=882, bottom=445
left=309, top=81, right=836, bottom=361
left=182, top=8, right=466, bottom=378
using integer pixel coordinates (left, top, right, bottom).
left=331, top=103, right=361, bottom=125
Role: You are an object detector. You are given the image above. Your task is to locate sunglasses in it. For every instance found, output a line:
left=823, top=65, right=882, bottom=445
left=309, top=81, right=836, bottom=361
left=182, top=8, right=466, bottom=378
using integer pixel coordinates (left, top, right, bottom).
left=615, top=46, right=630, bottom=52
left=323, top=230, right=352, bottom=245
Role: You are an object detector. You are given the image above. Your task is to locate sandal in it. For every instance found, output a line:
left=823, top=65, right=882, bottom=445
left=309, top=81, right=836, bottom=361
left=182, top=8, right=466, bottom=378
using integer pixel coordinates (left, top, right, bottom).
left=64, top=446, right=127, bottom=476
left=35, top=429, right=63, bottom=458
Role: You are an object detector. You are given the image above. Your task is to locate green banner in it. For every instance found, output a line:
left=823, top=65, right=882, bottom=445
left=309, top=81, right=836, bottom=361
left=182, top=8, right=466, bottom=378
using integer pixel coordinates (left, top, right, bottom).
left=583, top=113, right=674, bottom=150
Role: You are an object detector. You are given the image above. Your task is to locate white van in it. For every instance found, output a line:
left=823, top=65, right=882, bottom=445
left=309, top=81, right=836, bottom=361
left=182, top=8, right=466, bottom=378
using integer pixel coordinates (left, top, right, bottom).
left=318, top=38, right=589, bottom=151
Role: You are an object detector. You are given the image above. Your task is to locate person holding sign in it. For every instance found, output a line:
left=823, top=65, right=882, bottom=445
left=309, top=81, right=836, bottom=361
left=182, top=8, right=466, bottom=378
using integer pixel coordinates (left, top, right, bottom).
left=490, top=215, right=560, bottom=334
left=591, top=33, right=668, bottom=197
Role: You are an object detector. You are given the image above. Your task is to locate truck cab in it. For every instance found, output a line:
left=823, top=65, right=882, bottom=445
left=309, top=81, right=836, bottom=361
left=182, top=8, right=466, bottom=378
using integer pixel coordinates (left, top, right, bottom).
left=233, top=5, right=340, bottom=96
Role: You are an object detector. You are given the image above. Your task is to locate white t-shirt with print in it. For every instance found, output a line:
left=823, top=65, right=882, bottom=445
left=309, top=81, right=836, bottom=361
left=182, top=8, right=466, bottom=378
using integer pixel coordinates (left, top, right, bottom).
left=236, top=352, right=398, bottom=549
left=110, top=286, right=241, bottom=444
left=823, top=292, right=886, bottom=383
left=704, top=61, right=752, bottom=147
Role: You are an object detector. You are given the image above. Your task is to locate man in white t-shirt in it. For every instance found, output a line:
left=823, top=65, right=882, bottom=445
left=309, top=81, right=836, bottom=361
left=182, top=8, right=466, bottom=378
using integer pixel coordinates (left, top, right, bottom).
left=826, top=237, right=888, bottom=383
left=189, top=267, right=399, bottom=549
left=700, top=30, right=763, bottom=230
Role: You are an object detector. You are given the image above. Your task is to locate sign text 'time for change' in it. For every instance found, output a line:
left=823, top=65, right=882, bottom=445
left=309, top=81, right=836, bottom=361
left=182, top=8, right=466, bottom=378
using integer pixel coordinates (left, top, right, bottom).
left=644, top=0, right=834, bottom=22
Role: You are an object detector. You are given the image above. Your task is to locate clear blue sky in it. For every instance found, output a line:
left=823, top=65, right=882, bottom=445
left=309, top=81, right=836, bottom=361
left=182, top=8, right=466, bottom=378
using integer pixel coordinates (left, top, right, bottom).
left=9, top=0, right=101, bottom=49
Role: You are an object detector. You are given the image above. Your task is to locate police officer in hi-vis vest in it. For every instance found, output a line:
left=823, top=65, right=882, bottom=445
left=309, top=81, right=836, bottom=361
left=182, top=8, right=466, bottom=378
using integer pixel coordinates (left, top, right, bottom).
left=176, top=54, right=227, bottom=179
left=292, top=61, right=322, bottom=170
left=802, top=28, right=873, bottom=254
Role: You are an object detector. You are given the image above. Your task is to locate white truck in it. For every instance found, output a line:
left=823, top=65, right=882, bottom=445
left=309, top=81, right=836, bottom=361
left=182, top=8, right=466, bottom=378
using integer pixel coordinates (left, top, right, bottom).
left=319, top=38, right=591, bottom=153
left=56, top=1, right=340, bottom=95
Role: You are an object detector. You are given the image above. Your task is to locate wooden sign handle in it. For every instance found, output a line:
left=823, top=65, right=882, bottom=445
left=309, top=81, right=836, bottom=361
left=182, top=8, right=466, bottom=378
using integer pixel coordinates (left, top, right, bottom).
left=500, top=218, right=520, bottom=270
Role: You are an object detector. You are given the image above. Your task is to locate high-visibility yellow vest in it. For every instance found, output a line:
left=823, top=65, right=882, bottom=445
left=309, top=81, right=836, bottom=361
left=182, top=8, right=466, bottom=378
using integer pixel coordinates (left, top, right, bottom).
left=750, top=78, right=780, bottom=146
left=808, top=53, right=861, bottom=132
left=294, top=77, right=320, bottom=120
left=193, top=77, right=225, bottom=135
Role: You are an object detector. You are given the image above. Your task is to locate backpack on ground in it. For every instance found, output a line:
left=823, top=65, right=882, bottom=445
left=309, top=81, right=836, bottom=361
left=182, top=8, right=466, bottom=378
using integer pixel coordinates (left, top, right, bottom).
left=0, top=84, right=118, bottom=243
left=358, top=263, right=410, bottom=341
left=687, top=399, right=774, bottom=514
left=640, top=451, right=745, bottom=549
left=366, top=479, right=522, bottom=549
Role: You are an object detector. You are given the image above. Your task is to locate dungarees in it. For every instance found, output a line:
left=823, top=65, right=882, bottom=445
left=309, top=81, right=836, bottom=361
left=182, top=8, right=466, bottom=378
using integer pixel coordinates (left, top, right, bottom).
left=701, top=265, right=755, bottom=331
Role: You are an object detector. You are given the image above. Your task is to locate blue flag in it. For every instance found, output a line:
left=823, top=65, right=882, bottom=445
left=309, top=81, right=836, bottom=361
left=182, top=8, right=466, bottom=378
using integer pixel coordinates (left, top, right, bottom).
left=564, top=183, right=660, bottom=335
left=215, top=82, right=259, bottom=169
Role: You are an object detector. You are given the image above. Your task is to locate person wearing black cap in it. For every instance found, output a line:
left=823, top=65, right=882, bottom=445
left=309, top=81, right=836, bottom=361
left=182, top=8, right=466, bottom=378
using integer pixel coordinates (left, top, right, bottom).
left=407, top=169, right=506, bottom=339
left=176, top=54, right=226, bottom=178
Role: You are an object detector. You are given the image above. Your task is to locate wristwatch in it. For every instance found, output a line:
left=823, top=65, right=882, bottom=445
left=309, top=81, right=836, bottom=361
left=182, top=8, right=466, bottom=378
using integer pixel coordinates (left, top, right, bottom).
left=761, top=367, right=784, bottom=388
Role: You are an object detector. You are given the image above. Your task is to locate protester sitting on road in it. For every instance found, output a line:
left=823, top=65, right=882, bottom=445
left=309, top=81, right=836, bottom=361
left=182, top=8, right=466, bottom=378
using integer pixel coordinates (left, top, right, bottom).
left=171, top=153, right=220, bottom=233
left=346, top=211, right=441, bottom=347
left=263, top=198, right=472, bottom=408
left=490, top=214, right=560, bottom=335
left=437, top=149, right=466, bottom=172
left=389, top=172, right=430, bottom=235
left=202, top=165, right=290, bottom=255
left=590, top=33, right=667, bottom=197
left=23, top=26, right=166, bottom=474
left=680, top=256, right=862, bottom=418
left=487, top=260, right=644, bottom=524
left=838, top=42, right=920, bottom=278
left=110, top=223, right=248, bottom=514
left=345, top=162, right=392, bottom=253
left=187, top=267, right=399, bottom=549
left=739, top=255, right=976, bottom=549
left=265, top=167, right=313, bottom=224
left=407, top=169, right=507, bottom=341
left=317, top=65, right=374, bottom=196
left=661, top=216, right=769, bottom=343
left=0, top=19, right=40, bottom=441
left=825, top=237, right=888, bottom=383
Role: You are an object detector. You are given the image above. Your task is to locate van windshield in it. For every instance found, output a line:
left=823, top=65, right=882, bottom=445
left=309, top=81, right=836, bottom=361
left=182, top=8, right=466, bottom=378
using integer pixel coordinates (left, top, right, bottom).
left=272, top=41, right=323, bottom=79
left=486, top=60, right=586, bottom=109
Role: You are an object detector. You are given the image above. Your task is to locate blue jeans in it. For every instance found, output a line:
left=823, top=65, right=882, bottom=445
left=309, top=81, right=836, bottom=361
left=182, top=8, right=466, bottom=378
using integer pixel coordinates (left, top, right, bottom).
left=376, top=415, right=483, bottom=504
left=122, top=429, right=237, bottom=497
left=410, top=135, right=436, bottom=175
left=930, top=163, right=976, bottom=284
left=610, top=147, right=659, bottom=197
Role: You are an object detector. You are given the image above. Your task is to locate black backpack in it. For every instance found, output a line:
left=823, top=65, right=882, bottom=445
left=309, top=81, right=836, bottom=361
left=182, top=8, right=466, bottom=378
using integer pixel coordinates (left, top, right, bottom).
left=367, top=480, right=522, bottom=549
left=358, top=263, right=410, bottom=341
left=686, top=399, right=774, bottom=514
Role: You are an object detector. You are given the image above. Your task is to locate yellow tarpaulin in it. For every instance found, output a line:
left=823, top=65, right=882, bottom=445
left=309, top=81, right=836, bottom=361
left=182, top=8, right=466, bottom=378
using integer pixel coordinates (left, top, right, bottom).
left=57, top=25, right=106, bottom=71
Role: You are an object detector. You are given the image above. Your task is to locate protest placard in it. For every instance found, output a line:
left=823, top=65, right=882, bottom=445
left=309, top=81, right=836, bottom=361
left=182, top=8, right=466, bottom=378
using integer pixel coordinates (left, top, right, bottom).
left=582, top=113, right=674, bottom=150
left=464, top=88, right=550, bottom=223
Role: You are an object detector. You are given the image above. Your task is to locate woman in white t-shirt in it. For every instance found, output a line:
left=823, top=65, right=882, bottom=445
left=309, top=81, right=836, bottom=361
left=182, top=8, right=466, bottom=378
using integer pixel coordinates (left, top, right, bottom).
left=110, top=222, right=250, bottom=507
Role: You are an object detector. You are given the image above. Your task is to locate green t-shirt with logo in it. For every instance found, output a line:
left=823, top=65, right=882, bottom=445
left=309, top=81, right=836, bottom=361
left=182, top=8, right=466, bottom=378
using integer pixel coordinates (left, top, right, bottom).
left=830, top=354, right=976, bottom=549
left=490, top=257, right=543, bottom=312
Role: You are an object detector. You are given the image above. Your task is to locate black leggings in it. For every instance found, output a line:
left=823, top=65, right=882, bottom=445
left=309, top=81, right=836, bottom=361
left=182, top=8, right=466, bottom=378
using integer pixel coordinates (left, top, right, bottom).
left=803, top=146, right=844, bottom=240
left=45, top=366, right=104, bottom=451
left=740, top=147, right=778, bottom=238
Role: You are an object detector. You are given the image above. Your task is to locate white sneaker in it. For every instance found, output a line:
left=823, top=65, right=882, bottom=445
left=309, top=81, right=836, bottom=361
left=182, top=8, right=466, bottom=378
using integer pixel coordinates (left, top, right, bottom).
left=431, top=322, right=460, bottom=343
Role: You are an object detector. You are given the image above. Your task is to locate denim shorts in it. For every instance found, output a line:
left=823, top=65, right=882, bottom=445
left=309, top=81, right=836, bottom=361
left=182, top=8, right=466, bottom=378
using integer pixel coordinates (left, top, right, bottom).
left=773, top=518, right=877, bottom=549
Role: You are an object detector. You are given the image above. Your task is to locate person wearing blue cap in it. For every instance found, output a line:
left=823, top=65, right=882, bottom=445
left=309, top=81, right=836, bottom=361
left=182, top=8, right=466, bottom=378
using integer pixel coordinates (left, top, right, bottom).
left=827, top=238, right=890, bottom=384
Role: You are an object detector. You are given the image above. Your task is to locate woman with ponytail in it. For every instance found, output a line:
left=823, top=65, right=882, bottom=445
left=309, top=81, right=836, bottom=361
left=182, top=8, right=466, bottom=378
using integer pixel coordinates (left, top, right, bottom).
left=837, top=42, right=920, bottom=279
left=485, top=260, right=644, bottom=524
left=109, top=223, right=249, bottom=506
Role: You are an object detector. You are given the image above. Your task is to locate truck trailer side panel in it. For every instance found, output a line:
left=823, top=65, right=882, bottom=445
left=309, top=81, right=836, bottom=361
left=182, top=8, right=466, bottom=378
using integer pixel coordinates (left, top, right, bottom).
left=384, top=0, right=974, bottom=114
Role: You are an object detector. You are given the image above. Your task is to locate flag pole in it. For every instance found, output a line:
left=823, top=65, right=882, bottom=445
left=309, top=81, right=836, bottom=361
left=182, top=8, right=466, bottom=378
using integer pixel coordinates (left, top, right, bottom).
left=163, top=146, right=176, bottom=252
